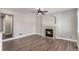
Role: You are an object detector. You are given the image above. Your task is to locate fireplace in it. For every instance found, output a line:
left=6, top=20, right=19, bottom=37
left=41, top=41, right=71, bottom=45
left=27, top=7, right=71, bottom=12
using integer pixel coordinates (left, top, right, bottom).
left=45, top=29, right=53, bottom=37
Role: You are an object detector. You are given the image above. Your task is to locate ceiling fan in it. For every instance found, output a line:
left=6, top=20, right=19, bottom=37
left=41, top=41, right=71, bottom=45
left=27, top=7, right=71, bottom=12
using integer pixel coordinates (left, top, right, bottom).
left=34, top=8, right=48, bottom=15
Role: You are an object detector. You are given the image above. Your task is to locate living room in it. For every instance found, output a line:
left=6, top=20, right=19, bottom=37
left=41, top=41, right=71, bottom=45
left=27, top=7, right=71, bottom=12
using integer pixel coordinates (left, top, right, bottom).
left=0, top=8, right=78, bottom=51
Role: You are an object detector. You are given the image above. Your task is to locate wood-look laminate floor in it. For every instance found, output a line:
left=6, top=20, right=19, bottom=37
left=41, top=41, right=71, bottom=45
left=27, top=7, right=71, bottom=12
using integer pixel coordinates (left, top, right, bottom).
left=2, top=34, right=78, bottom=51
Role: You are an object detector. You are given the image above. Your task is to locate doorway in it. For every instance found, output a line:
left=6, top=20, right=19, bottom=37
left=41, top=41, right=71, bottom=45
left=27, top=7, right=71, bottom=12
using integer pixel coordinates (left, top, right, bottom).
left=0, top=13, right=13, bottom=39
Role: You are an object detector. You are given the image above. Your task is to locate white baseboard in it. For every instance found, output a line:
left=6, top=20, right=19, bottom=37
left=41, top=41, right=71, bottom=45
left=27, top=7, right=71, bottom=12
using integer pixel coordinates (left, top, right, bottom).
left=37, top=33, right=77, bottom=42
left=36, top=33, right=42, bottom=36
left=56, top=37, right=77, bottom=42
left=3, top=33, right=77, bottom=43
left=36, top=33, right=77, bottom=42
left=2, top=33, right=37, bottom=42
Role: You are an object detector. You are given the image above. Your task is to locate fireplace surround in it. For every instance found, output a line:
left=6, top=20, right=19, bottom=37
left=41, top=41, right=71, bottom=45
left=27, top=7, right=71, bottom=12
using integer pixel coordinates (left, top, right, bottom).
left=42, top=26, right=56, bottom=39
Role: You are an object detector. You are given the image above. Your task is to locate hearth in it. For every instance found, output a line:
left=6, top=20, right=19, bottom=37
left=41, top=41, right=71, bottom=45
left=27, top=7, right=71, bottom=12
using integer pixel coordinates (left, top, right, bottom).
left=45, top=29, right=53, bottom=37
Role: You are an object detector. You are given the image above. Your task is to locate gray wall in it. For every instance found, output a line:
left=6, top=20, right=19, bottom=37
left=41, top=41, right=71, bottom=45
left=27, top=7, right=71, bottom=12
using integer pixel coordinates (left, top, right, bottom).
left=4, top=15, right=13, bottom=34
left=54, top=9, right=77, bottom=40
left=0, top=14, right=3, bottom=32
left=0, top=14, right=1, bottom=32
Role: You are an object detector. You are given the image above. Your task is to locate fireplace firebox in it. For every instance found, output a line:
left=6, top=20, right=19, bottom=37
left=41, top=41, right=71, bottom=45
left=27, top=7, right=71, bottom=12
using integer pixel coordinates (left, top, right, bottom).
left=45, top=29, right=53, bottom=37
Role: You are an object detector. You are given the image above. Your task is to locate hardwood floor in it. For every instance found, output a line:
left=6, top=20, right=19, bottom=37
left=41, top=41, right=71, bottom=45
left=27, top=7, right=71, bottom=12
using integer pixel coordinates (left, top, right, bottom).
left=2, top=34, right=78, bottom=51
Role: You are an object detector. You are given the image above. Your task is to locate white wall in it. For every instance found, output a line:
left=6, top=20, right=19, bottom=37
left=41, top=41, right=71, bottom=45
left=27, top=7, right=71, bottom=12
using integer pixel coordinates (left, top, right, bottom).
left=0, top=32, right=2, bottom=51
left=0, top=8, right=36, bottom=37
left=77, top=8, right=79, bottom=49
left=42, top=15, right=56, bottom=27
left=53, top=9, right=77, bottom=40
left=19, top=13, right=36, bottom=36
left=77, top=9, right=79, bottom=48
left=36, top=15, right=42, bottom=34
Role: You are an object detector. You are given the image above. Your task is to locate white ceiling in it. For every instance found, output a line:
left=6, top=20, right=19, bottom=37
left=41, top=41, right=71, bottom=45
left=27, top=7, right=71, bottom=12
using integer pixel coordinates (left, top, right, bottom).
left=8, top=8, right=74, bottom=14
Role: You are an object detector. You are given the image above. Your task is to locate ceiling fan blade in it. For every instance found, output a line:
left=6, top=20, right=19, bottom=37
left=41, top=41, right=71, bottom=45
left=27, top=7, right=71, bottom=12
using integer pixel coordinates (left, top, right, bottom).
left=43, top=11, right=48, bottom=12
left=36, top=8, right=47, bottom=15
left=41, top=11, right=45, bottom=15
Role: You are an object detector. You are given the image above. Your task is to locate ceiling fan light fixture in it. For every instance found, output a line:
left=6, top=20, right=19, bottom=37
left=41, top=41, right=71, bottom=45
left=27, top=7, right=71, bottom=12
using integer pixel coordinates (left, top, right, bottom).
left=38, top=13, right=41, bottom=15
left=34, top=8, right=48, bottom=15
left=35, top=8, right=39, bottom=10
